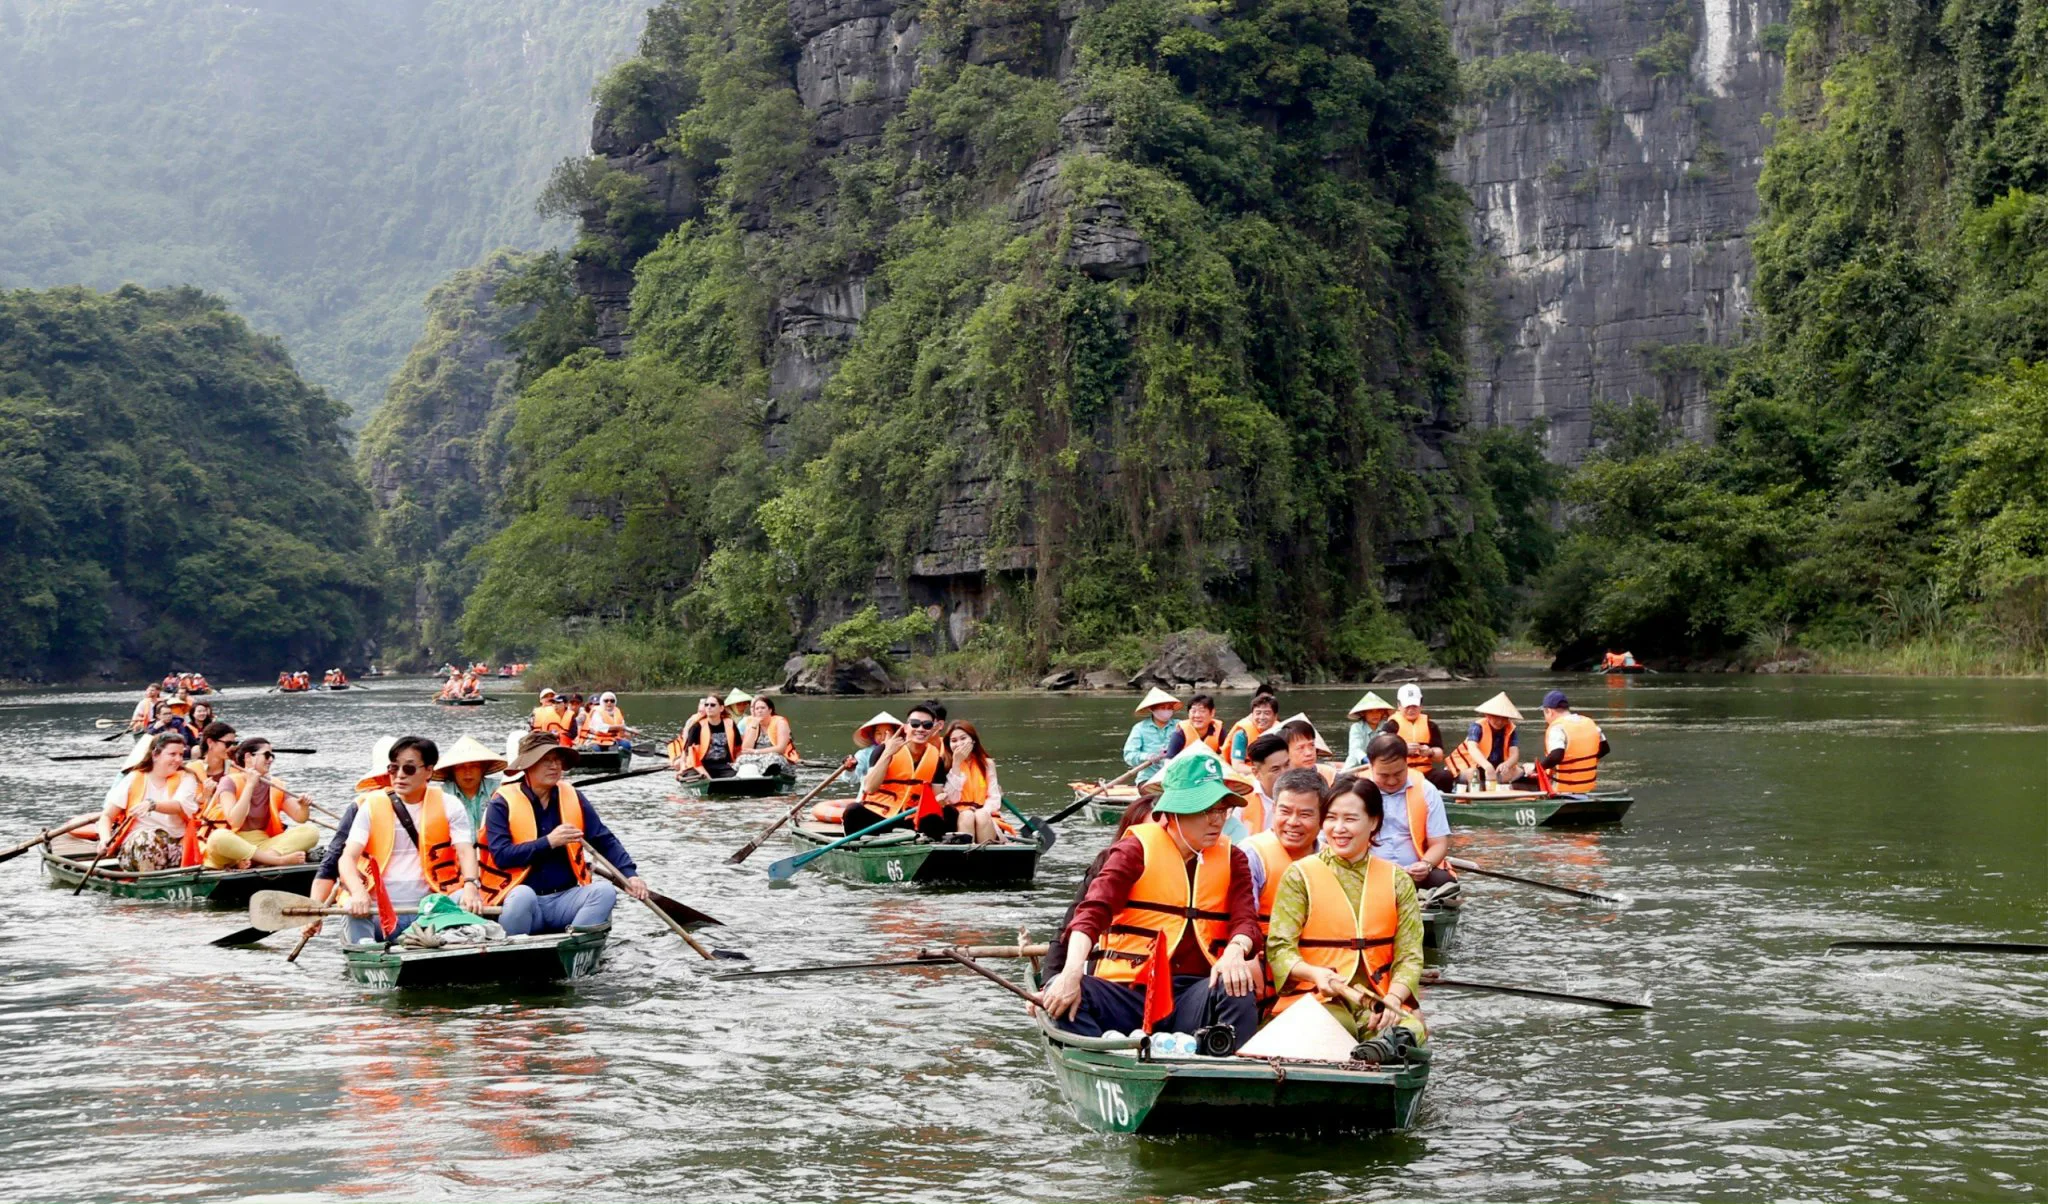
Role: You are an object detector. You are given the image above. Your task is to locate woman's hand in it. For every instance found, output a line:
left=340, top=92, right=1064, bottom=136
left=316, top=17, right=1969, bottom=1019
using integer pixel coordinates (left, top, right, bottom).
left=1210, top=942, right=1258, bottom=997
left=1304, top=964, right=1345, bottom=1000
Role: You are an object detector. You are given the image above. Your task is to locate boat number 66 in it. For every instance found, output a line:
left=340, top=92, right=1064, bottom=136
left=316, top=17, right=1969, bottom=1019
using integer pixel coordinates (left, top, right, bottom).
left=1514, top=808, right=1538, bottom=826
left=1093, top=1080, right=1130, bottom=1126
left=885, top=859, right=904, bottom=881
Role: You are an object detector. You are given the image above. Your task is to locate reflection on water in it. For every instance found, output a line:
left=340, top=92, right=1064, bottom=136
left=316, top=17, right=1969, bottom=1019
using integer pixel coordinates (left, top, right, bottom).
left=0, top=673, right=2042, bottom=1200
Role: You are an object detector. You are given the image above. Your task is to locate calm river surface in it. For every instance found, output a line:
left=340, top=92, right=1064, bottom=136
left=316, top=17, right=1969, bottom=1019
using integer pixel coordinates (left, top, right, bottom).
left=0, top=673, right=2042, bottom=1201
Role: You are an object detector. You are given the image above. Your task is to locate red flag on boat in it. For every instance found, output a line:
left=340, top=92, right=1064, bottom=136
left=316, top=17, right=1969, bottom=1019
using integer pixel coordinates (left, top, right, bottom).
left=1139, top=932, right=1174, bottom=1032
left=363, top=859, right=398, bottom=937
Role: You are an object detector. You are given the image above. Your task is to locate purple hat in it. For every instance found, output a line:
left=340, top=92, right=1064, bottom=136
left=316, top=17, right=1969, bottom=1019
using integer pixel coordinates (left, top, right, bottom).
left=1542, top=690, right=1569, bottom=709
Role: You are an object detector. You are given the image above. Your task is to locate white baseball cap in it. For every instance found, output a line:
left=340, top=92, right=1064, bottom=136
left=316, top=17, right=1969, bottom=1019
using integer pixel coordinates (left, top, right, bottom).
left=1397, top=683, right=1423, bottom=707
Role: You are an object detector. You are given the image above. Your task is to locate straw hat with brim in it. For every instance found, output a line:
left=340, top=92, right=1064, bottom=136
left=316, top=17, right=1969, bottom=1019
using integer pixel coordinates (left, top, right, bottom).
left=354, top=735, right=398, bottom=792
left=507, top=732, right=580, bottom=775
left=1475, top=691, right=1524, bottom=721
left=433, top=734, right=508, bottom=780
left=1150, top=754, right=1235, bottom=815
left=725, top=688, right=754, bottom=707
left=162, top=698, right=191, bottom=713
left=1346, top=691, right=1395, bottom=720
left=1134, top=687, right=1182, bottom=715
left=1277, top=712, right=1330, bottom=755
left=854, top=712, right=902, bottom=748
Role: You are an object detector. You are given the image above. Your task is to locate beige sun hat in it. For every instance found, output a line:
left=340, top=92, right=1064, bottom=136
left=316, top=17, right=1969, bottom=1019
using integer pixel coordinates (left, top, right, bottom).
left=1134, top=687, right=1182, bottom=714
left=1346, top=691, right=1395, bottom=720
left=1277, top=712, right=1330, bottom=755
left=1475, top=691, right=1524, bottom=721
left=853, top=711, right=902, bottom=748
left=724, top=687, right=754, bottom=708
left=507, top=730, right=580, bottom=775
left=433, top=734, right=508, bottom=780
left=119, top=735, right=157, bottom=773
left=353, top=735, right=399, bottom=792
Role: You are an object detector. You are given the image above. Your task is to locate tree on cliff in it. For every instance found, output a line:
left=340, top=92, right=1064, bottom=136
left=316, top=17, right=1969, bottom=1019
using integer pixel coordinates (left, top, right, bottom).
left=0, top=285, right=384, bottom=679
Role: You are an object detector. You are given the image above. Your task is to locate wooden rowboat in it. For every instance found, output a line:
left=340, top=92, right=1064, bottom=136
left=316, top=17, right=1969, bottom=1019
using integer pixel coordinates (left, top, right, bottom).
left=434, top=695, right=487, bottom=706
left=340, top=925, right=610, bottom=990
left=681, top=766, right=796, bottom=799
left=1027, top=966, right=1429, bottom=1134
left=570, top=747, right=632, bottom=776
left=789, top=821, right=1040, bottom=887
left=41, top=841, right=322, bottom=906
left=1444, top=789, right=1634, bottom=827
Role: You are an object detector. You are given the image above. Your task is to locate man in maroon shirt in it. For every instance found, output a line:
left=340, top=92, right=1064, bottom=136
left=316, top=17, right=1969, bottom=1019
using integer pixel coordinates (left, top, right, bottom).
left=1039, top=756, right=1263, bottom=1051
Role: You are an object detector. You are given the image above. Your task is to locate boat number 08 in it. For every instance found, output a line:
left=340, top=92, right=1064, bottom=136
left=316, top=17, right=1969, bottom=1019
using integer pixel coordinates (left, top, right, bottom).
left=885, top=859, right=904, bottom=881
left=1093, top=1080, right=1130, bottom=1126
left=1514, top=808, right=1538, bottom=826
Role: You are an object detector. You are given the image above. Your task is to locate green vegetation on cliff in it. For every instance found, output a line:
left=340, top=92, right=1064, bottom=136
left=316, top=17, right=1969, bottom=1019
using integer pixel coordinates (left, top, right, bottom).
left=0, top=285, right=383, bottom=679
left=1533, top=0, right=2048, bottom=672
left=467, top=0, right=1521, bottom=683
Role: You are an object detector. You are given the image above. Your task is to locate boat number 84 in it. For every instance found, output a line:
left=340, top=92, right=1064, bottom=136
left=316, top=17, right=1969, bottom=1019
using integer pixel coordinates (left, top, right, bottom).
left=1093, top=1080, right=1130, bottom=1126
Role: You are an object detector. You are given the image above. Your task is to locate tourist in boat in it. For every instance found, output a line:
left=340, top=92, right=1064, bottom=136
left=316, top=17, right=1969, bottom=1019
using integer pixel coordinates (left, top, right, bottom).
left=1223, top=692, right=1279, bottom=768
left=481, top=732, right=648, bottom=936
left=98, top=733, right=200, bottom=872
left=296, top=738, right=393, bottom=944
left=1381, top=684, right=1453, bottom=790
left=1343, top=692, right=1396, bottom=769
left=188, top=720, right=238, bottom=794
left=1122, top=688, right=1181, bottom=785
left=201, top=738, right=318, bottom=869
left=936, top=720, right=1008, bottom=845
left=1600, top=650, right=1639, bottom=670
left=1445, top=692, right=1524, bottom=787
left=843, top=701, right=946, bottom=836
left=1162, top=693, right=1223, bottom=758
left=841, top=711, right=900, bottom=778
left=189, top=698, right=218, bottom=735
left=460, top=671, right=483, bottom=699
left=148, top=696, right=199, bottom=746
left=669, top=693, right=741, bottom=780
left=530, top=688, right=574, bottom=745
left=565, top=693, right=588, bottom=744
left=433, top=735, right=508, bottom=828
left=336, top=735, right=485, bottom=943
left=1038, top=755, right=1262, bottom=1051
left=1265, top=774, right=1428, bottom=1049
left=436, top=674, right=462, bottom=701
left=1277, top=715, right=1335, bottom=784
left=129, top=682, right=161, bottom=731
left=1243, top=767, right=1326, bottom=942
left=734, top=695, right=796, bottom=768
left=1361, top=732, right=1454, bottom=895
left=1539, top=690, right=1609, bottom=793
left=1237, top=731, right=1292, bottom=833
left=581, top=692, right=632, bottom=752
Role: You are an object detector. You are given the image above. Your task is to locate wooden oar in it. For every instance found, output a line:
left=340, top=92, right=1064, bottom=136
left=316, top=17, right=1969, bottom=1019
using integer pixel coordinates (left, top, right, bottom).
left=585, top=849, right=739, bottom=961
left=1421, top=971, right=1651, bottom=1010
left=766, top=810, right=908, bottom=882
left=246, top=890, right=503, bottom=932
left=719, top=944, right=1053, bottom=983
left=939, top=949, right=1044, bottom=1008
left=1826, top=939, right=2048, bottom=956
left=1044, top=764, right=1144, bottom=825
left=285, top=925, right=320, bottom=962
left=0, top=811, right=103, bottom=865
left=73, top=813, right=140, bottom=895
left=726, top=762, right=849, bottom=865
left=100, top=727, right=137, bottom=742
left=48, top=753, right=126, bottom=762
left=1445, top=856, right=1622, bottom=904
left=566, top=764, right=669, bottom=789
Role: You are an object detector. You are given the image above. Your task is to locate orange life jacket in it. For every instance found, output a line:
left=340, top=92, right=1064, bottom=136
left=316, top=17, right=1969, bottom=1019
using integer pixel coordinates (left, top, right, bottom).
left=1446, top=720, right=1515, bottom=777
left=476, top=781, right=590, bottom=903
left=1087, top=822, right=1234, bottom=984
left=354, top=787, right=463, bottom=896
left=111, top=769, right=202, bottom=863
left=862, top=742, right=942, bottom=818
left=1272, top=854, right=1401, bottom=1015
left=532, top=704, right=574, bottom=744
left=1240, top=788, right=1266, bottom=835
left=1397, top=769, right=1442, bottom=864
left=203, top=766, right=289, bottom=843
left=584, top=703, right=629, bottom=747
left=1548, top=712, right=1603, bottom=792
left=1223, top=715, right=1273, bottom=768
left=668, top=716, right=739, bottom=768
left=1244, top=829, right=1303, bottom=936
left=737, top=713, right=797, bottom=759
left=1392, top=711, right=1437, bottom=772
left=1177, top=718, right=1222, bottom=754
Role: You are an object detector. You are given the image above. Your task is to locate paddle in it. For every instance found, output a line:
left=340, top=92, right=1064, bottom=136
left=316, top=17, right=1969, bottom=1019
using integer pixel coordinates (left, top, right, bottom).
left=940, top=949, right=1044, bottom=1008
left=0, top=810, right=103, bottom=865
left=727, top=761, right=849, bottom=865
left=719, top=944, right=1053, bottom=983
left=765, top=810, right=909, bottom=882
left=49, top=748, right=317, bottom=763
left=285, top=924, right=320, bottom=962
left=1421, top=970, right=1651, bottom=1010
left=101, top=727, right=136, bottom=743
left=74, top=812, right=140, bottom=895
left=1044, top=764, right=1145, bottom=825
left=246, top=889, right=503, bottom=932
left=1445, top=856, right=1623, bottom=904
left=1002, top=799, right=1056, bottom=852
left=585, top=849, right=742, bottom=961
left=1826, top=939, right=2048, bottom=956
left=565, top=764, right=670, bottom=789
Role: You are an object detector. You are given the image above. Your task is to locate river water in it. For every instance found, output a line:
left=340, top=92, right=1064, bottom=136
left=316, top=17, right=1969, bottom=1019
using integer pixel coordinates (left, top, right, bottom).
left=0, top=673, right=2041, bottom=1201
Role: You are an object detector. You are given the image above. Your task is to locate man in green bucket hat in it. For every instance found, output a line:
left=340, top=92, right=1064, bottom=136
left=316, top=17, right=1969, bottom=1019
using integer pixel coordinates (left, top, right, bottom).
left=1039, top=754, right=1263, bottom=1052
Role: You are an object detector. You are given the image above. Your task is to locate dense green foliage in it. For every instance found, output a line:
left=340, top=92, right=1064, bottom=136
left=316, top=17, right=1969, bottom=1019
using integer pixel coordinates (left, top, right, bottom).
left=0, top=0, right=640, bottom=413
left=469, top=0, right=1514, bottom=680
left=0, top=286, right=382, bottom=679
left=1533, top=0, right=2048, bottom=670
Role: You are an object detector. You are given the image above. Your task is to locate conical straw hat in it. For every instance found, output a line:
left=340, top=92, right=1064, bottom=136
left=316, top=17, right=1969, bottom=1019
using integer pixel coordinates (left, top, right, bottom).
left=1134, top=687, right=1182, bottom=714
left=854, top=711, right=902, bottom=747
left=1346, top=691, right=1394, bottom=719
left=1475, top=691, right=1523, bottom=721
left=433, top=734, right=507, bottom=780
left=724, top=688, right=754, bottom=707
left=120, top=735, right=156, bottom=772
left=1277, top=712, right=1330, bottom=755
left=354, top=735, right=398, bottom=792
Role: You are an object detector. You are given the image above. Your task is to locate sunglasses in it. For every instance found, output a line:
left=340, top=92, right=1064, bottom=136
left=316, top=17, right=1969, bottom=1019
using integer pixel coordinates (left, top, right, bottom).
left=249, top=749, right=274, bottom=759
left=906, top=719, right=936, bottom=730
left=387, top=762, right=427, bottom=775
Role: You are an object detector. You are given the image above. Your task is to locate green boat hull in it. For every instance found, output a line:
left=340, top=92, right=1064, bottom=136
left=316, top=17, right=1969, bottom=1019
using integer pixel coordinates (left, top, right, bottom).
left=1421, top=903, right=1458, bottom=965
left=42, top=848, right=322, bottom=906
left=684, top=770, right=796, bottom=799
left=790, top=823, right=1040, bottom=887
left=1445, top=790, right=1634, bottom=827
left=340, top=926, right=609, bottom=990
left=569, top=748, right=632, bottom=775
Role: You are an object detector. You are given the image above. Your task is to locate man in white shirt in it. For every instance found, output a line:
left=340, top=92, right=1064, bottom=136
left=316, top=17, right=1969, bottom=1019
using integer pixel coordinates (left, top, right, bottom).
left=337, top=735, right=485, bottom=943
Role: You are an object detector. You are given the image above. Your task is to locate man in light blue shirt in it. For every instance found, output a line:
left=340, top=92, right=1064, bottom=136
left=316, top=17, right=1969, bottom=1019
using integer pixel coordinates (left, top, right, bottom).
left=1361, top=731, right=1454, bottom=891
left=1122, top=688, right=1181, bottom=785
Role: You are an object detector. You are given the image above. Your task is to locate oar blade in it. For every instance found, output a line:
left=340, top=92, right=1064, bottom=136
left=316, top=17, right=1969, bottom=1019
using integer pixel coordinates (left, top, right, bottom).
left=211, top=926, right=273, bottom=948
left=765, top=851, right=808, bottom=882
left=647, top=890, right=722, bottom=929
left=715, top=956, right=952, bottom=981
left=249, top=889, right=314, bottom=933
left=1827, top=939, right=2048, bottom=955
left=1428, top=975, right=1651, bottom=1010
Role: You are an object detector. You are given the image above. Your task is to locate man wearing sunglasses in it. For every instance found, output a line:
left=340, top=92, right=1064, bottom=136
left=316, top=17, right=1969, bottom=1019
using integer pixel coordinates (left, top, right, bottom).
left=336, top=735, right=484, bottom=944
left=843, top=701, right=946, bottom=837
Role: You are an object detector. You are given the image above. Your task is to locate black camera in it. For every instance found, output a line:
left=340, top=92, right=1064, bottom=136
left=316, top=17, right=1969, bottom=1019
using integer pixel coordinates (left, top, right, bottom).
left=1350, top=1024, right=1422, bottom=1065
left=1193, top=993, right=1236, bottom=1057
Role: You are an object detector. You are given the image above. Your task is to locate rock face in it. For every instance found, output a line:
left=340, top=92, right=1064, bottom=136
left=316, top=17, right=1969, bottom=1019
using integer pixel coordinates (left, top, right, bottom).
left=1129, top=630, right=1262, bottom=692
left=784, top=655, right=899, bottom=695
left=1445, top=0, right=1788, bottom=461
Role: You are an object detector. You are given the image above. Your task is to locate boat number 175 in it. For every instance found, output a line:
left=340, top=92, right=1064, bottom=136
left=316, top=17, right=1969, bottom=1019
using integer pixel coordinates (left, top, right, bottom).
left=1093, top=1080, right=1129, bottom=1126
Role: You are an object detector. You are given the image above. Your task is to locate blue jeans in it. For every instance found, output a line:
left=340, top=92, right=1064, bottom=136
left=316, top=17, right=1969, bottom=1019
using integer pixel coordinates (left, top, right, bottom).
left=343, top=912, right=418, bottom=945
left=1055, top=973, right=1261, bottom=1053
left=499, top=881, right=617, bottom=935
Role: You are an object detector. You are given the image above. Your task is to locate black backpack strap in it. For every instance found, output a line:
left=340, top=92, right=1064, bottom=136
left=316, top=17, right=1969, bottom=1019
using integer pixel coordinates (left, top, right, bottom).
left=387, top=790, right=425, bottom=853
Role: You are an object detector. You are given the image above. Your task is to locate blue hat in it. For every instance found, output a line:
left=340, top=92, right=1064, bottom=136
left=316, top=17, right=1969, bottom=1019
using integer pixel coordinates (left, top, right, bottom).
left=1542, top=690, right=1569, bottom=709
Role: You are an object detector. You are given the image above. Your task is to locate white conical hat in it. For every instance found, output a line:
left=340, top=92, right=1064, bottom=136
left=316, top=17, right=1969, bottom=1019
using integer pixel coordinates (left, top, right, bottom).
left=354, top=735, right=399, bottom=792
left=1475, top=691, right=1524, bottom=721
left=853, top=711, right=902, bottom=747
left=1346, top=691, right=1395, bottom=719
left=1277, top=712, right=1330, bottom=755
left=119, top=734, right=156, bottom=773
left=724, top=688, right=754, bottom=707
left=1134, top=687, right=1182, bottom=714
left=1238, top=991, right=1362, bottom=1061
left=433, top=734, right=507, bottom=780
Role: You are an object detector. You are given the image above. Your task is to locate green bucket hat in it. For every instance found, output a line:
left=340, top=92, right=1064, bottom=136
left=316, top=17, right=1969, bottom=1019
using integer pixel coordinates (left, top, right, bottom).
left=1151, top=753, right=1234, bottom=815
